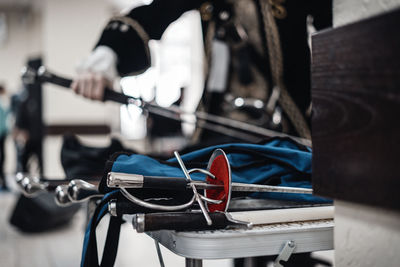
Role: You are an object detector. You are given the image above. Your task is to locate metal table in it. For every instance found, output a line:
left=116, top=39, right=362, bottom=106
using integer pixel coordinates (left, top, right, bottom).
left=147, top=219, right=334, bottom=266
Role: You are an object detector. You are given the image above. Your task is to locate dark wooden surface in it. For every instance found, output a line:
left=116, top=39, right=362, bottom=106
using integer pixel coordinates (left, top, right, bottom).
left=311, top=9, right=400, bottom=210
left=45, top=124, right=111, bottom=135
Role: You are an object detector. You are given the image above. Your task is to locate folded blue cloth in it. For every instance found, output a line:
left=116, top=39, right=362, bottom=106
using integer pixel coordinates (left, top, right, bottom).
left=108, top=138, right=330, bottom=203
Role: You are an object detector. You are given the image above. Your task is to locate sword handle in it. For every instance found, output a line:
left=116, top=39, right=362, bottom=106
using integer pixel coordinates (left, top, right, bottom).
left=37, top=66, right=133, bottom=105
left=133, top=212, right=229, bottom=232
left=103, top=88, right=132, bottom=105
left=107, top=172, right=189, bottom=190
left=143, top=176, right=189, bottom=190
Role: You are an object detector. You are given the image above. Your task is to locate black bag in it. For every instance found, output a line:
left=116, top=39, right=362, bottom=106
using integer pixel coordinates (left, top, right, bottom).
left=9, top=135, right=131, bottom=233
left=9, top=193, right=81, bottom=232
left=61, top=134, right=132, bottom=179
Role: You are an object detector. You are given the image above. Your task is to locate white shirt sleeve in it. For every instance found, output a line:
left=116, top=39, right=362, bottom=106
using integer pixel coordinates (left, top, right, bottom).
left=77, top=46, right=119, bottom=81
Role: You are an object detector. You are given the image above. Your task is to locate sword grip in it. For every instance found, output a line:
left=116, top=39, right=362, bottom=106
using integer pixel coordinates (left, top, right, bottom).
left=107, top=172, right=189, bottom=190
left=43, top=72, right=72, bottom=88
left=143, top=176, right=189, bottom=191
left=103, top=88, right=132, bottom=105
left=134, top=212, right=229, bottom=232
left=38, top=67, right=132, bottom=105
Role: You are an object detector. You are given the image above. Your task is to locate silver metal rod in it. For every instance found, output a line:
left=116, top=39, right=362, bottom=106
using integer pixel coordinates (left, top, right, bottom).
left=174, top=151, right=213, bottom=226
left=67, top=179, right=102, bottom=202
left=193, top=182, right=312, bottom=194
left=230, top=183, right=313, bottom=194
left=189, top=181, right=223, bottom=190
left=145, top=104, right=262, bottom=143
left=154, top=241, right=165, bottom=267
left=144, top=100, right=310, bottom=145
left=195, top=182, right=312, bottom=194
left=188, top=168, right=215, bottom=179
left=199, top=195, right=224, bottom=204
left=164, top=104, right=312, bottom=147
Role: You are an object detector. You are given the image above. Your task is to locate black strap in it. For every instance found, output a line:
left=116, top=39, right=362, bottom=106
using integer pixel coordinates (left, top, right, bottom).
left=83, top=209, right=101, bottom=267
left=100, top=216, right=123, bottom=267
left=83, top=193, right=118, bottom=267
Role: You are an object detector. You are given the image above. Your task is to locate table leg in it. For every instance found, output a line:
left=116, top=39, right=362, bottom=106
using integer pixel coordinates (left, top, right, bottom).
left=185, top=258, right=202, bottom=267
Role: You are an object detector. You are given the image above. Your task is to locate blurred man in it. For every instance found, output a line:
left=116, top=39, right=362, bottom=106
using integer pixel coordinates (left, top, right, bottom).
left=72, top=0, right=332, bottom=140
left=12, top=58, right=44, bottom=175
left=0, top=84, right=9, bottom=189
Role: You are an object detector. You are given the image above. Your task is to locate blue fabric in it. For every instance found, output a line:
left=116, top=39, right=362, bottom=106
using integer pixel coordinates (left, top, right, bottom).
left=0, top=103, right=9, bottom=137
left=111, top=139, right=330, bottom=203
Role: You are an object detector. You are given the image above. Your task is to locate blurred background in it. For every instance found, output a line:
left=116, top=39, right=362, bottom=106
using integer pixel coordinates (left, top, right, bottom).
left=0, top=0, right=206, bottom=179
left=3, top=0, right=399, bottom=267
left=0, top=0, right=218, bottom=266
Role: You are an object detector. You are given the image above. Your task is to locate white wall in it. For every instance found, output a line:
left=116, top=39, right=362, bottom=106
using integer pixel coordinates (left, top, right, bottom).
left=333, top=1, right=400, bottom=266
left=0, top=0, right=122, bottom=125
left=0, top=0, right=127, bottom=176
left=334, top=0, right=400, bottom=27
left=0, top=7, right=42, bottom=92
left=0, top=5, right=43, bottom=175
left=41, top=0, right=120, bottom=126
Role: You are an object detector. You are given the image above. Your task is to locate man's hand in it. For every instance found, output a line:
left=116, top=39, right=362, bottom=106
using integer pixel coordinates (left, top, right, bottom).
left=71, top=73, right=111, bottom=101
left=71, top=46, right=118, bottom=101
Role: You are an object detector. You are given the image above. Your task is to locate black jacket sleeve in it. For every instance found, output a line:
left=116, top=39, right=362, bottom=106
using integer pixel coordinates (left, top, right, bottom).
left=96, top=0, right=205, bottom=76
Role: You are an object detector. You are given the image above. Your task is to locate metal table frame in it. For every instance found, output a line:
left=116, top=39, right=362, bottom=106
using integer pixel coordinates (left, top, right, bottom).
left=147, top=219, right=334, bottom=266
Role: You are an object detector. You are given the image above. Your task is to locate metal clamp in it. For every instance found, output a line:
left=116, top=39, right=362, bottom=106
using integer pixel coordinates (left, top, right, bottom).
left=274, top=240, right=296, bottom=267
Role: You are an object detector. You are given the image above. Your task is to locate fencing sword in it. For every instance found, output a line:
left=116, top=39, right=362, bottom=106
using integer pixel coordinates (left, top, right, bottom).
left=55, top=179, right=102, bottom=206
left=14, top=173, right=101, bottom=205
left=107, top=198, right=197, bottom=217
left=15, top=173, right=48, bottom=197
left=107, top=197, right=326, bottom=217
left=107, top=149, right=312, bottom=226
left=107, top=172, right=312, bottom=195
left=21, top=65, right=136, bottom=106
left=114, top=150, right=230, bottom=226
left=107, top=148, right=312, bottom=195
left=15, top=173, right=99, bottom=196
left=132, top=206, right=334, bottom=233
left=15, top=173, right=94, bottom=196
left=20, top=66, right=311, bottom=147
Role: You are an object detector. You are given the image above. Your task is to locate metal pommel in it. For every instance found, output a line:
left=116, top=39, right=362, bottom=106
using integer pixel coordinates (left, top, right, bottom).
left=133, top=213, right=145, bottom=233
left=15, top=172, right=25, bottom=184
left=108, top=199, right=118, bottom=217
left=67, top=179, right=100, bottom=202
left=55, top=185, right=71, bottom=206
left=107, top=172, right=144, bottom=188
left=37, top=66, right=49, bottom=79
left=18, top=175, right=48, bottom=197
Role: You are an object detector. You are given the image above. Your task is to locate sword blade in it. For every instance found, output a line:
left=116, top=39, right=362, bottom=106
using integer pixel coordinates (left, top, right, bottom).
left=230, top=182, right=313, bottom=194
left=191, top=181, right=312, bottom=194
